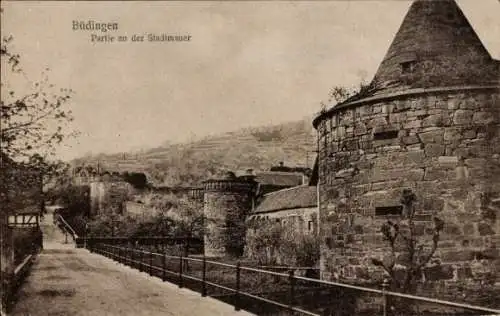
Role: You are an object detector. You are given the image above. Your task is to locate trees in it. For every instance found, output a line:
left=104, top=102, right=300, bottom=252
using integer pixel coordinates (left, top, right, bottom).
left=1, top=23, right=74, bottom=312
left=1, top=30, right=75, bottom=171
left=162, top=196, right=204, bottom=256
left=123, top=172, right=149, bottom=190
left=372, top=189, right=445, bottom=295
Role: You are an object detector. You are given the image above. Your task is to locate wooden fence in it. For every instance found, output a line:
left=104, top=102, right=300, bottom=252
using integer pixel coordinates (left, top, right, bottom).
left=1, top=235, right=39, bottom=314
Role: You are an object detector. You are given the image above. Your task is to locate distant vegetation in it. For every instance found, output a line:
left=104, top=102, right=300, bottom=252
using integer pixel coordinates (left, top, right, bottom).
left=72, top=117, right=316, bottom=187
left=250, top=127, right=283, bottom=142
left=122, top=172, right=149, bottom=189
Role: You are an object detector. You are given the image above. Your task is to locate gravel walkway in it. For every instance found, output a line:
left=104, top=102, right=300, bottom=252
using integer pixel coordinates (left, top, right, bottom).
left=11, top=212, right=253, bottom=316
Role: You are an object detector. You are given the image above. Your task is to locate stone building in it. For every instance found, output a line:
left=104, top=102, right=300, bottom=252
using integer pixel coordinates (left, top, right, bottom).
left=202, top=165, right=315, bottom=258
left=72, top=166, right=134, bottom=216
left=312, top=0, right=499, bottom=303
left=203, top=171, right=256, bottom=257
left=248, top=185, right=318, bottom=235
left=88, top=174, right=134, bottom=216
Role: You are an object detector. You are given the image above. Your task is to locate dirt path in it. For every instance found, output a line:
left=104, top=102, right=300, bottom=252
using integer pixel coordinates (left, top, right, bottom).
left=11, top=212, right=253, bottom=316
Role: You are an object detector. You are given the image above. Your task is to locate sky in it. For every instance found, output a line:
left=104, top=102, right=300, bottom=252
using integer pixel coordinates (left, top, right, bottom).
left=1, top=0, right=499, bottom=161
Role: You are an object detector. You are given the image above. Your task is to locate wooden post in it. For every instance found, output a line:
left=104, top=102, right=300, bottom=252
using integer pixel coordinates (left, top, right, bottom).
left=235, top=261, right=241, bottom=311
left=202, top=255, right=207, bottom=297
left=179, top=253, right=183, bottom=288
left=289, top=269, right=295, bottom=311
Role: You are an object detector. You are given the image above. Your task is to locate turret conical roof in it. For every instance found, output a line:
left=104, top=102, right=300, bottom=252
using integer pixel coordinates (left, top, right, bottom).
left=367, top=0, right=499, bottom=95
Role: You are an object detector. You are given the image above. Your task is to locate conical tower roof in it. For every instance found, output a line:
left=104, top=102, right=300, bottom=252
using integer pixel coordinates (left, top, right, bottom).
left=367, top=0, right=499, bottom=96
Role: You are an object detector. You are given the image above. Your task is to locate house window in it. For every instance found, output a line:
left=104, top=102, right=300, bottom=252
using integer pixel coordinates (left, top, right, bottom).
left=401, top=61, right=416, bottom=74
left=308, top=220, right=313, bottom=231
left=373, top=130, right=399, bottom=140
left=375, top=206, right=403, bottom=216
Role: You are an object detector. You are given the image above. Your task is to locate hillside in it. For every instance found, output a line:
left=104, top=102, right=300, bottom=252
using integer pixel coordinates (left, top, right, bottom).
left=72, top=116, right=317, bottom=186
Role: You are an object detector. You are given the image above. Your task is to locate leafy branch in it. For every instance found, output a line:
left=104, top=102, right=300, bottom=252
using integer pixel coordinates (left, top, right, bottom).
left=371, top=189, right=444, bottom=294
left=1, top=30, right=77, bottom=172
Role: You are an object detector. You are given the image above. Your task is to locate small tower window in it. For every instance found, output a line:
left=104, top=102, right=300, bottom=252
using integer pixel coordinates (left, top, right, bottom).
left=401, top=61, right=416, bottom=74
left=373, top=130, right=399, bottom=140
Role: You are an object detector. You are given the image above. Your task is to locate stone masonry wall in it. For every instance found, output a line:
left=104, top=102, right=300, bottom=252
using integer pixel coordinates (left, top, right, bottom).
left=90, top=181, right=134, bottom=215
left=316, top=88, right=500, bottom=305
left=248, top=207, right=318, bottom=236
left=203, top=181, right=254, bottom=257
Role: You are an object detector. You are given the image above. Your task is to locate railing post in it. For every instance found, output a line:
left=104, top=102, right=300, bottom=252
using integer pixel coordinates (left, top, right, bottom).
left=139, top=250, right=143, bottom=272
left=149, top=251, right=153, bottom=276
left=202, top=255, right=207, bottom=297
left=131, top=249, right=135, bottom=269
left=235, top=261, right=241, bottom=311
left=179, top=253, right=183, bottom=288
left=382, top=277, right=389, bottom=316
left=162, top=253, right=167, bottom=281
left=289, top=269, right=295, bottom=311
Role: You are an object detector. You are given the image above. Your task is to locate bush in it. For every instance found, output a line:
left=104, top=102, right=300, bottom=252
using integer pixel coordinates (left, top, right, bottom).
left=246, top=220, right=319, bottom=268
left=12, top=228, right=42, bottom=265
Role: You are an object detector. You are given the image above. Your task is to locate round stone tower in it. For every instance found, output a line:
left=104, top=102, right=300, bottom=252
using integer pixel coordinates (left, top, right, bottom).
left=203, top=171, right=256, bottom=257
left=313, top=0, right=499, bottom=300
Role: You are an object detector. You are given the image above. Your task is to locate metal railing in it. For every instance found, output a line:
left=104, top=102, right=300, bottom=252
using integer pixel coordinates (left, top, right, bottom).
left=55, top=214, right=79, bottom=244
left=86, top=241, right=500, bottom=316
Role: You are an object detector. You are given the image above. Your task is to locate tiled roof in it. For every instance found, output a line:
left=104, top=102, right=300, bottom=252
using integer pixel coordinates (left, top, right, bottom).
left=255, top=171, right=303, bottom=187
left=253, top=185, right=317, bottom=214
left=14, top=205, right=41, bottom=215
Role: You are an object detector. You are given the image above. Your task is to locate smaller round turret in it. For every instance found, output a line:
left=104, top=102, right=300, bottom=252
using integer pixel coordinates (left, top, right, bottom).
left=203, top=172, right=256, bottom=257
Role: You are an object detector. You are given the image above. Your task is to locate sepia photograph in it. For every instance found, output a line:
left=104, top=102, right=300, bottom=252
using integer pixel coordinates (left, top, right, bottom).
left=1, top=0, right=499, bottom=315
